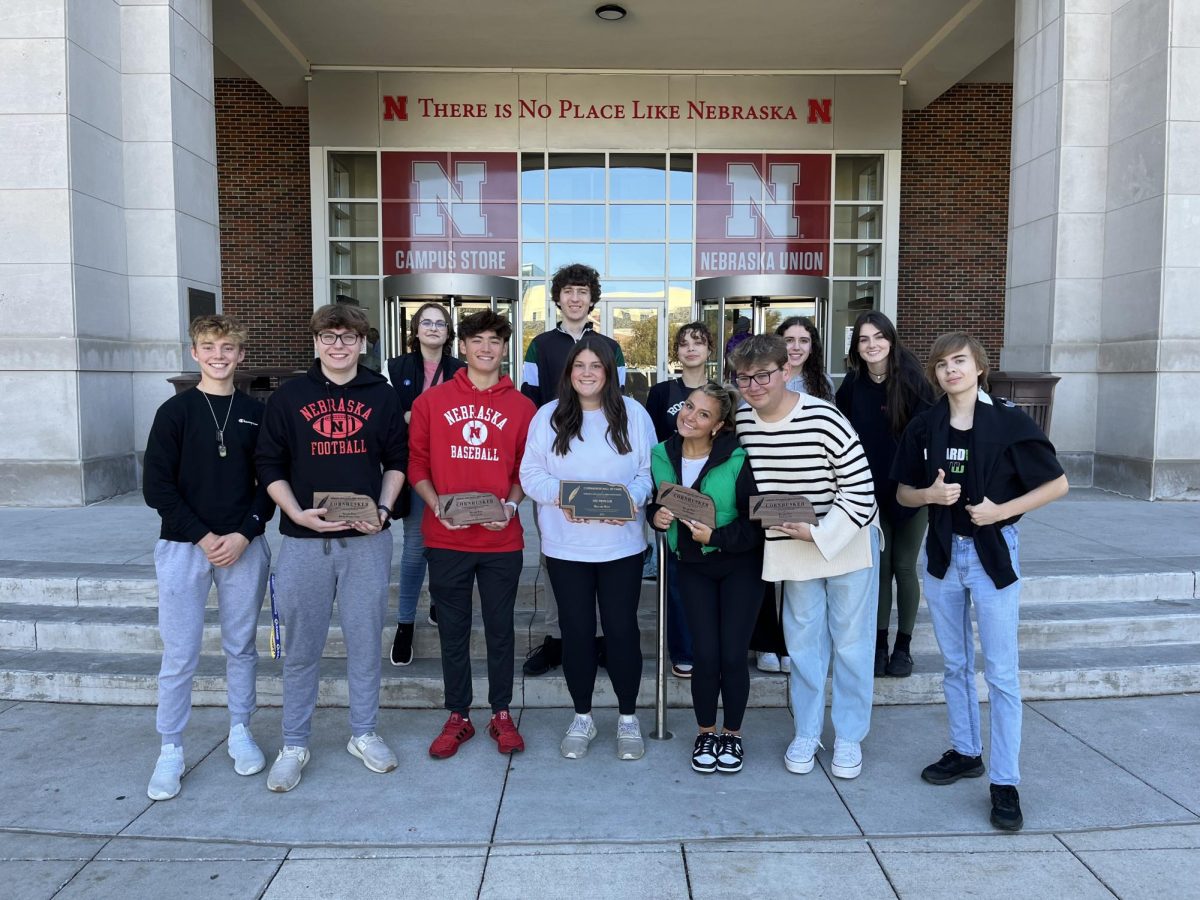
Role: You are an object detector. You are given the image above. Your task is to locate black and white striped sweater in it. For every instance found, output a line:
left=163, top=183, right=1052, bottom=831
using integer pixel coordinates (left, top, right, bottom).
left=736, top=394, right=879, bottom=581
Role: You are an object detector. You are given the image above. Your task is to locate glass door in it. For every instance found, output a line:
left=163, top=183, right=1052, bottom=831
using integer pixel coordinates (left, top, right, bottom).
left=695, top=275, right=829, bottom=384
left=601, top=300, right=662, bottom=405
left=382, top=274, right=521, bottom=379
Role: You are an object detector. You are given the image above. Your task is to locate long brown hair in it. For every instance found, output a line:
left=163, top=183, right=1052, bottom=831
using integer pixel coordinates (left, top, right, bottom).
left=550, top=335, right=631, bottom=457
left=775, top=316, right=832, bottom=401
left=847, top=311, right=927, bottom=436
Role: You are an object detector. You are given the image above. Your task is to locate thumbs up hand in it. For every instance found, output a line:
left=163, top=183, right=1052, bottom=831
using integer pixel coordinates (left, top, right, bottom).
left=927, top=468, right=962, bottom=506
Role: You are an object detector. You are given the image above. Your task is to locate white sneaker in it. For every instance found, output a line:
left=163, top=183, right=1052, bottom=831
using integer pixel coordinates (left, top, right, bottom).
left=780, top=656, right=792, bottom=674
left=266, top=745, right=310, bottom=792
left=756, top=652, right=781, bottom=673
left=784, top=736, right=822, bottom=774
left=560, top=713, right=598, bottom=759
left=617, top=715, right=645, bottom=761
left=147, top=744, right=185, bottom=801
left=228, top=723, right=266, bottom=776
left=347, top=732, right=398, bottom=773
left=831, top=738, right=863, bottom=779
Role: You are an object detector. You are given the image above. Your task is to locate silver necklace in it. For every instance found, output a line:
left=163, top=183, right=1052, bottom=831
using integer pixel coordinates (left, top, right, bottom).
left=200, top=390, right=234, bottom=458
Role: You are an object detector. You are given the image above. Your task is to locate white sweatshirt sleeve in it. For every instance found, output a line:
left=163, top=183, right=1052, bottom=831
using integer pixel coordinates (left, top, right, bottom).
left=518, top=403, right=561, bottom=506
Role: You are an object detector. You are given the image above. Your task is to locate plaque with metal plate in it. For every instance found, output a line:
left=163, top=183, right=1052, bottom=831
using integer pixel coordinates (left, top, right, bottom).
left=314, top=491, right=377, bottom=522
left=749, top=494, right=818, bottom=527
left=656, top=481, right=717, bottom=529
left=559, top=481, right=636, bottom=522
left=438, top=492, right=507, bottom=526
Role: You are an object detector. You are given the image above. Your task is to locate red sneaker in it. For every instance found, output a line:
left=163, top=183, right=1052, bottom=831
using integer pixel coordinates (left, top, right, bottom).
left=429, top=712, right=476, bottom=759
left=487, top=709, right=525, bottom=754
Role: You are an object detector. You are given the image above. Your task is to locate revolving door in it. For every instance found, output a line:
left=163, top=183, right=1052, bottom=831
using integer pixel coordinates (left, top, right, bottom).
left=382, top=274, right=520, bottom=379
left=695, top=275, right=830, bottom=384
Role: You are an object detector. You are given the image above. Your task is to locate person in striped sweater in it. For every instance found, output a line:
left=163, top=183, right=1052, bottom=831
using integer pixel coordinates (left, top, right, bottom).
left=730, top=334, right=880, bottom=780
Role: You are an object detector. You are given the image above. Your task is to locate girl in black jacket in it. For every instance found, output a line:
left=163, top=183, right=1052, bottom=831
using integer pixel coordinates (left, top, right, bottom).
left=385, top=302, right=465, bottom=665
left=836, top=311, right=934, bottom=679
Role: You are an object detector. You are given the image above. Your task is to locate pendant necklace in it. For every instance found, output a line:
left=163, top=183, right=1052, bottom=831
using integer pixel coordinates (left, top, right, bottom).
left=200, top=391, right=234, bottom=458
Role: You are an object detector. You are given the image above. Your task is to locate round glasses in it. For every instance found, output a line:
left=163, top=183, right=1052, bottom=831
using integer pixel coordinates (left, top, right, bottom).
left=419, top=319, right=448, bottom=330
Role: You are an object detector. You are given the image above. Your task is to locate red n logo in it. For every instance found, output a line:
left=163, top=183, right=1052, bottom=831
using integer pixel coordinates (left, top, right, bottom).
left=383, top=96, right=408, bottom=121
left=807, top=98, right=832, bottom=124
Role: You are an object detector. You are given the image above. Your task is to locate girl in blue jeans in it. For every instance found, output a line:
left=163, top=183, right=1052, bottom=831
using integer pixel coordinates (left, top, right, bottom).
left=385, top=301, right=465, bottom=665
left=894, top=332, right=1067, bottom=833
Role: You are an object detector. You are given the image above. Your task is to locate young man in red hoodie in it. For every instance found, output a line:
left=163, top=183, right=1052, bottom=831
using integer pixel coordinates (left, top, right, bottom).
left=408, top=310, right=537, bottom=758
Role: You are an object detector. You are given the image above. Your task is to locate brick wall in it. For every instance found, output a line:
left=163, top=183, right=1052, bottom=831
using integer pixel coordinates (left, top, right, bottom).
left=215, top=78, right=313, bottom=368
left=897, top=83, right=1012, bottom=367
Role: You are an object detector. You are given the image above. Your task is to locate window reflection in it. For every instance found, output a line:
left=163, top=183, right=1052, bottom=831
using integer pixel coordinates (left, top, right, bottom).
left=549, top=242, right=604, bottom=272
left=548, top=153, right=605, bottom=201
left=610, top=244, right=666, bottom=277
left=549, top=205, right=605, bottom=239
left=610, top=154, right=667, bottom=201
left=610, top=205, right=665, bottom=240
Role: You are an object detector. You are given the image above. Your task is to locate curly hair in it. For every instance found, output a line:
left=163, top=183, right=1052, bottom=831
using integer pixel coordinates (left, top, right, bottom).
left=550, top=263, right=601, bottom=310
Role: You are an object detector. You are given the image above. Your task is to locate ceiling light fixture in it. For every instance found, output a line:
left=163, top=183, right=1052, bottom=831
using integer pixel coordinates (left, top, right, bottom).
left=595, top=4, right=627, bottom=21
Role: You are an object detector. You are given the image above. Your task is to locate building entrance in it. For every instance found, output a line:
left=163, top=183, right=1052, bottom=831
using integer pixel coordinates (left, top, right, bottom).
left=382, top=274, right=520, bottom=379
left=695, top=275, right=830, bottom=384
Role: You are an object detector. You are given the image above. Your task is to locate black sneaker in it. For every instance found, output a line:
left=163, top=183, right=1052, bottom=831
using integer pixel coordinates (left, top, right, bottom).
left=389, top=623, right=414, bottom=667
left=886, top=649, right=914, bottom=678
left=874, top=645, right=889, bottom=677
left=427, top=603, right=438, bottom=626
left=691, top=733, right=719, bottom=773
left=921, top=749, right=985, bottom=785
left=990, top=784, right=1024, bottom=831
left=522, top=635, right=562, bottom=676
left=716, top=733, right=744, bottom=774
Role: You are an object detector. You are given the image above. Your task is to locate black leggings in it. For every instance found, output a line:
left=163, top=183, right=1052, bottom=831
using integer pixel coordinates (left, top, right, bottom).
left=678, top=552, right=764, bottom=732
left=545, top=553, right=643, bottom=716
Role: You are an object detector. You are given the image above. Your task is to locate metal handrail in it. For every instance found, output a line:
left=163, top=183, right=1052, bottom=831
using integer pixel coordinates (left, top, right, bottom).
left=650, top=530, right=672, bottom=741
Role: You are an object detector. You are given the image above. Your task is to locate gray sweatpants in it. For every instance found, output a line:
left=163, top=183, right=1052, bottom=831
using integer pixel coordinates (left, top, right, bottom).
left=274, top=532, right=392, bottom=747
left=154, top=536, right=271, bottom=746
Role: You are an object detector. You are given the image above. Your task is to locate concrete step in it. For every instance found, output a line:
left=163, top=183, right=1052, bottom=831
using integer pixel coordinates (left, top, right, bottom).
left=2, top=643, right=1199, bottom=708
left=4, top=597, right=1200, bottom=658
left=3, top=560, right=1195, bottom=609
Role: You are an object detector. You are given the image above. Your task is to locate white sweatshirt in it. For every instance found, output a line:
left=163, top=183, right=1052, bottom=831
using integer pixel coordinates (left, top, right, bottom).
left=519, top=397, right=655, bottom=562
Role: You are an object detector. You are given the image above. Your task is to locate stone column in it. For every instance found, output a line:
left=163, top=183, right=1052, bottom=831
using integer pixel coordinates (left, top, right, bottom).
left=0, top=0, right=218, bottom=505
left=1004, top=0, right=1200, bottom=498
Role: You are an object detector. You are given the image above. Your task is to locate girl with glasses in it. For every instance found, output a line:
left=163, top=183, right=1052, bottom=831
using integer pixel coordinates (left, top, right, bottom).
left=385, top=302, right=465, bottom=666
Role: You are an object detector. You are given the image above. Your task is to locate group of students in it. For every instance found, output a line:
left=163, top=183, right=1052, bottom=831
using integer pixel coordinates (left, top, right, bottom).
left=142, top=263, right=1067, bottom=833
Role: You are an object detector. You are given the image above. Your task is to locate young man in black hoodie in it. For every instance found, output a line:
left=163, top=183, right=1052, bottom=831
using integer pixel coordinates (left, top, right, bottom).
left=143, top=315, right=275, bottom=801
left=256, top=304, right=407, bottom=793
left=519, top=263, right=626, bottom=676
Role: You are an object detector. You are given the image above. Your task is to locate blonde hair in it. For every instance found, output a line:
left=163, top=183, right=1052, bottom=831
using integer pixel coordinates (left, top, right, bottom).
left=189, top=314, right=247, bottom=347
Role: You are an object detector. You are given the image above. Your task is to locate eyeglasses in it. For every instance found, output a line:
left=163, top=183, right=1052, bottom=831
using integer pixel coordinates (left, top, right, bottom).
left=317, top=332, right=362, bottom=346
left=419, top=319, right=448, bottom=330
left=732, top=369, right=782, bottom=388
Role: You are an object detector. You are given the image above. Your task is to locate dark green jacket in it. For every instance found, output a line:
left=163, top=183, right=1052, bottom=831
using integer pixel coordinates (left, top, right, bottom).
left=648, top=431, right=761, bottom=562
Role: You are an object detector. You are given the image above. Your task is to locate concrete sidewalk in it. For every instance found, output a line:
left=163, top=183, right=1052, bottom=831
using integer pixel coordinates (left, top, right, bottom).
left=1, top=695, right=1198, bottom=898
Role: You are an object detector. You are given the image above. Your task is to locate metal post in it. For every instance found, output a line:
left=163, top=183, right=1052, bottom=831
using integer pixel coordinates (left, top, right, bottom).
left=650, top=530, right=672, bottom=740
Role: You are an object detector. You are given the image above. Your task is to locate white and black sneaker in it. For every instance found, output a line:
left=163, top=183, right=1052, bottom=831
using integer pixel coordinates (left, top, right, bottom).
left=691, top=733, right=719, bottom=773
left=716, top=733, right=744, bottom=774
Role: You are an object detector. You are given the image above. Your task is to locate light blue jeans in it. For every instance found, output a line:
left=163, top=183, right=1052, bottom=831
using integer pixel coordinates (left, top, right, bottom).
left=781, top=527, right=880, bottom=743
left=397, top=493, right=426, bottom=624
left=923, top=526, right=1022, bottom=785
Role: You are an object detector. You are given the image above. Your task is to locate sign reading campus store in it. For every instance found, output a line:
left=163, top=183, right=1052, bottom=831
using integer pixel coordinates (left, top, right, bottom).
left=382, top=152, right=519, bottom=276
left=696, top=154, right=831, bottom=277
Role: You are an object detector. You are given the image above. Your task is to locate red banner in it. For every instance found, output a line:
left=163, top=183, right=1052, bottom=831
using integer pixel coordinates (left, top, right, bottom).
left=381, top=152, right=518, bottom=275
left=695, top=153, right=831, bottom=276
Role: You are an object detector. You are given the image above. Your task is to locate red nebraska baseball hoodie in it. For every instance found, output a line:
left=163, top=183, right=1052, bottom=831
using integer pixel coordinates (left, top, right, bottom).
left=407, top=368, right=536, bottom=552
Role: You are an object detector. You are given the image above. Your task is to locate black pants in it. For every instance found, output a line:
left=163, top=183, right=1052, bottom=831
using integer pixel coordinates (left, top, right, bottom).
left=678, top=552, right=764, bottom=731
left=546, top=553, right=643, bottom=715
left=426, top=548, right=522, bottom=716
left=749, top=581, right=788, bottom=656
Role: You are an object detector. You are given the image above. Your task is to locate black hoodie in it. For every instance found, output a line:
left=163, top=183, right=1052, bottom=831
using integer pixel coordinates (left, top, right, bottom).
left=891, top=392, right=1064, bottom=589
left=257, top=361, right=408, bottom=539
